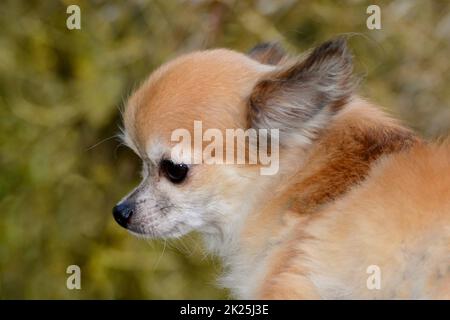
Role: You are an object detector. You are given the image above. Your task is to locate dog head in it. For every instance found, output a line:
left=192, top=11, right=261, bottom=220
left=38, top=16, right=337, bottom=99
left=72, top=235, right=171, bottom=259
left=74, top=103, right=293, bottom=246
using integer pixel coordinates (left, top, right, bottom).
left=113, top=38, right=354, bottom=240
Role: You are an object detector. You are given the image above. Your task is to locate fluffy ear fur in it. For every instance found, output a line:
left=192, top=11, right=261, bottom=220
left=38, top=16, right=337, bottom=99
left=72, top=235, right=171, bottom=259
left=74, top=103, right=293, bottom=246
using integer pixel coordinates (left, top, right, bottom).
left=248, top=37, right=355, bottom=145
left=248, top=42, right=286, bottom=65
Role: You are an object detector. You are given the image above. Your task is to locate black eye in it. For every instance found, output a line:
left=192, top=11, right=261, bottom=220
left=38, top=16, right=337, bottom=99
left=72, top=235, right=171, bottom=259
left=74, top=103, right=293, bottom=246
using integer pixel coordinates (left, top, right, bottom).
left=160, top=160, right=189, bottom=184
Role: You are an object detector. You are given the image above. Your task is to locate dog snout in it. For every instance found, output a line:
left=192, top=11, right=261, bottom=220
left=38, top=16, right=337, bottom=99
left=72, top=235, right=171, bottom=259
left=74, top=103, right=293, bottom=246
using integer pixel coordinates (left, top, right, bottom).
left=112, top=201, right=134, bottom=228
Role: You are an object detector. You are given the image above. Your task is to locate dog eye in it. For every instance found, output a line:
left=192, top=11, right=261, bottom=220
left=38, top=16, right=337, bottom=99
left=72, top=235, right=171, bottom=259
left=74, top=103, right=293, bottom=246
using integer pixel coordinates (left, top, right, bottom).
left=160, top=160, right=189, bottom=184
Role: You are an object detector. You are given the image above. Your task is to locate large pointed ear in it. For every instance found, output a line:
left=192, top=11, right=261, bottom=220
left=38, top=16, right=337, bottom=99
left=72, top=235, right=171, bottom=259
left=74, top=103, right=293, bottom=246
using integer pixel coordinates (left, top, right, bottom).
left=248, top=42, right=286, bottom=65
left=248, top=37, right=355, bottom=145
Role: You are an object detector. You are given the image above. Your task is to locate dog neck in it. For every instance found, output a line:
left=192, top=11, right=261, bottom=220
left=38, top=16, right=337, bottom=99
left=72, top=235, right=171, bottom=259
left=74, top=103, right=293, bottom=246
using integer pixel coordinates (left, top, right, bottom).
left=203, top=97, right=419, bottom=298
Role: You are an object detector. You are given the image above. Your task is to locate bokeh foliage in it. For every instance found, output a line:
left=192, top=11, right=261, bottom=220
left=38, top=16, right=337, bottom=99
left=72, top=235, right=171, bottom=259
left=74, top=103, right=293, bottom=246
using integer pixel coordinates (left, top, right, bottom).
left=0, top=0, right=449, bottom=299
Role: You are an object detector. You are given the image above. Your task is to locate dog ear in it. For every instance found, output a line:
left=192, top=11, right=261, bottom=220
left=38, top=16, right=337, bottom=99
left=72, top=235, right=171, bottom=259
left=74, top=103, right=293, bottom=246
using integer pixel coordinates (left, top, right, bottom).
left=248, top=42, right=286, bottom=65
left=248, top=37, right=355, bottom=145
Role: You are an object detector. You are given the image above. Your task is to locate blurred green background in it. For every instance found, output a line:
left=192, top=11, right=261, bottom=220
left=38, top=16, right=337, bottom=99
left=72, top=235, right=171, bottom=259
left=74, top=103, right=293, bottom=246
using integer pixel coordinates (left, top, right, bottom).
left=0, top=0, right=449, bottom=299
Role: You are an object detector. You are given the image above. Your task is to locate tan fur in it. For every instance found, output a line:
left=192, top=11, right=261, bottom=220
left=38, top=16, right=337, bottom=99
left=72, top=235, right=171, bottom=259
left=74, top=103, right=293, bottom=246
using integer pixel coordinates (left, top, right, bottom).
left=121, top=43, right=450, bottom=299
left=124, top=49, right=271, bottom=154
left=257, top=141, right=450, bottom=299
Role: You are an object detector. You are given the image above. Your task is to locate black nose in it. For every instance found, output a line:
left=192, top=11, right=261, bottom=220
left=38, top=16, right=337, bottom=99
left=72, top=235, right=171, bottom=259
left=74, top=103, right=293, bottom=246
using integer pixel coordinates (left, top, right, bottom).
left=112, top=202, right=134, bottom=228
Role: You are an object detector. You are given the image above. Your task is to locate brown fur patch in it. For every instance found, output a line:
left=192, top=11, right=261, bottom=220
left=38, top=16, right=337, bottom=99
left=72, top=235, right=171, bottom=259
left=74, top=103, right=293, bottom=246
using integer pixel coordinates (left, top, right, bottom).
left=288, top=106, right=419, bottom=214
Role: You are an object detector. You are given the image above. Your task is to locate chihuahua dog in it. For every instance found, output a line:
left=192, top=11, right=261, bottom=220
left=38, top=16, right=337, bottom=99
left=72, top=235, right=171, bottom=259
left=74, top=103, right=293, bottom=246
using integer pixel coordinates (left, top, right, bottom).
left=113, top=37, right=450, bottom=299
